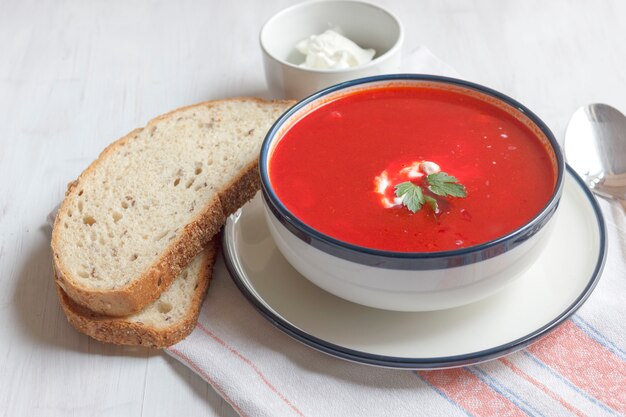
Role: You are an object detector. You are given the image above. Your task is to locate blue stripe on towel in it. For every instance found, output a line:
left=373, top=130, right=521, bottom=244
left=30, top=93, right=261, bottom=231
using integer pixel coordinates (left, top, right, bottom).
left=413, top=372, right=473, bottom=417
left=521, top=350, right=619, bottom=416
left=571, top=315, right=626, bottom=361
left=470, top=366, right=543, bottom=417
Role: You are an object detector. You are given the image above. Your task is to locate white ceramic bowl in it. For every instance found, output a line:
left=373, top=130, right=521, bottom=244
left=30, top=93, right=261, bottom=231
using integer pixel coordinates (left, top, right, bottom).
left=259, top=75, right=565, bottom=312
left=259, top=0, right=403, bottom=100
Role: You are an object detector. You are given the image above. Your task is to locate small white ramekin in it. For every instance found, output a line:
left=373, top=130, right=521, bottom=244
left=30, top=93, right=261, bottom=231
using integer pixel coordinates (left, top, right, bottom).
left=259, top=1, right=404, bottom=100
left=259, top=75, right=565, bottom=312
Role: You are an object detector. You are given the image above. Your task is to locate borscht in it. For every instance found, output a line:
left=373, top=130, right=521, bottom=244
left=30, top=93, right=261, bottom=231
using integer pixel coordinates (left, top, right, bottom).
left=268, top=85, right=557, bottom=252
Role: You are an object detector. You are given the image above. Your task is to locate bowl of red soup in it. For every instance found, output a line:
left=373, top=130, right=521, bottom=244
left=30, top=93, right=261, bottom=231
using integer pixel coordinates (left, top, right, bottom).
left=259, top=74, right=564, bottom=311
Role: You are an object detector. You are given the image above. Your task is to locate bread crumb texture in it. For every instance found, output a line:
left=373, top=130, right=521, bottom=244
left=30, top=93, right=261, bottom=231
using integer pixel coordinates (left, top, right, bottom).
left=53, top=99, right=292, bottom=292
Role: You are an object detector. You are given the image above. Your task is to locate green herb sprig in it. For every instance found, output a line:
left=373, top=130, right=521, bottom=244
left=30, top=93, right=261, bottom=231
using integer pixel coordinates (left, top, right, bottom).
left=394, top=172, right=467, bottom=214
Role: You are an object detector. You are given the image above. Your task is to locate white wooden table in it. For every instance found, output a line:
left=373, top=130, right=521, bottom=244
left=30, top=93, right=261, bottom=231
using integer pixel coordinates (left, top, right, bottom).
left=1, top=1, right=625, bottom=416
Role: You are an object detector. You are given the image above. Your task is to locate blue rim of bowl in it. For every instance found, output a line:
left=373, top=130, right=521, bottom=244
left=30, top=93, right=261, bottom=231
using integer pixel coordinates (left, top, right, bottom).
left=259, top=74, right=566, bottom=270
left=223, top=166, right=607, bottom=369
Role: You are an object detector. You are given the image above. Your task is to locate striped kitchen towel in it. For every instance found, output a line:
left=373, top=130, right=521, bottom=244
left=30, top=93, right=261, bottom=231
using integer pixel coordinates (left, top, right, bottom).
left=168, top=196, right=626, bottom=417
left=166, top=47, right=626, bottom=417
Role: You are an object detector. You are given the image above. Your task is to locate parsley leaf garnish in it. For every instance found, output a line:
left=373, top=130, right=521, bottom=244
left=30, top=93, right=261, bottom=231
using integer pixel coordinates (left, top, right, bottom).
left=394, top=182, right=425, bottom=213
left=424, top=195, right=439, bottom=213
left=394, top=171, right=467, bottom=214
left=427, top=172, right=467, bottom=198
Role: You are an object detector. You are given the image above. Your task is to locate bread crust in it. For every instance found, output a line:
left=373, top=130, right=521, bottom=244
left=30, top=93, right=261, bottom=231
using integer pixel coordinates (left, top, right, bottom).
left=218, top=159, right=262, bottom=217
left=57, top=242, right=217, bottom=348
left=51, top=97, right=294, bottom=316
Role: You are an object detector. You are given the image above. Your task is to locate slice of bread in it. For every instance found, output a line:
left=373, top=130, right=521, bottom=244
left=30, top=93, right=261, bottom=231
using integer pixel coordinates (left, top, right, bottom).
left=57, top=240, right=217, bottom=348
left=51, top=98, right=294, bottom=316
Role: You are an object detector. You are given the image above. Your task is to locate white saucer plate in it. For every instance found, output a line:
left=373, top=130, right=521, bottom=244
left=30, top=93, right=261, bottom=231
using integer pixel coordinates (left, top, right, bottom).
left=222, top=167, right=606, bottom=369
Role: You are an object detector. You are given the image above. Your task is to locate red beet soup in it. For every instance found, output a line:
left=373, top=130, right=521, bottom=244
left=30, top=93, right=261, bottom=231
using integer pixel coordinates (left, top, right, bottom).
left=268, top=85, right=557, bottom=252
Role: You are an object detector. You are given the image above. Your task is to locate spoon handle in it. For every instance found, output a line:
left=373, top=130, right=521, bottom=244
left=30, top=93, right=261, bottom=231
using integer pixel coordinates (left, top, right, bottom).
left=595, top=174, right=626, bottom=200
left=604, top=173, right=626, bottom=188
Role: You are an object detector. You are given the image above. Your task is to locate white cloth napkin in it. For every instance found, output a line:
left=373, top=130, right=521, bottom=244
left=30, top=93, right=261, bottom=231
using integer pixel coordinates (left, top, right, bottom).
left=49, top=47, right=626, bottom=417
left=401, top=45, right=461, bottom=78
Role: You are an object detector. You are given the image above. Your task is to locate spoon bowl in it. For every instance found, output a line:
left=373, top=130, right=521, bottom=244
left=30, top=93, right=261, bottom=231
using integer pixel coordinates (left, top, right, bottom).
left=565, top=103, right=626, bottom=200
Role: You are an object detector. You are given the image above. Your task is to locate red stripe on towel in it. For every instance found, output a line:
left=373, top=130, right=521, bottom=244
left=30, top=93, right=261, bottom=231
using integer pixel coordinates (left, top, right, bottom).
left=527, top=320, right=626, bottom=414
left=196, top=323, right=306, bottom=417
left=500, top=357, right=586, bottom=417
left=421, top=368, right=527, bottom=417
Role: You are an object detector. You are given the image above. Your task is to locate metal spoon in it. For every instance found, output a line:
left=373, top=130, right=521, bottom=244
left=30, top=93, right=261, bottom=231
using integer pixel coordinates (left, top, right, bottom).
left=564, top=103, right=626, bottom=203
